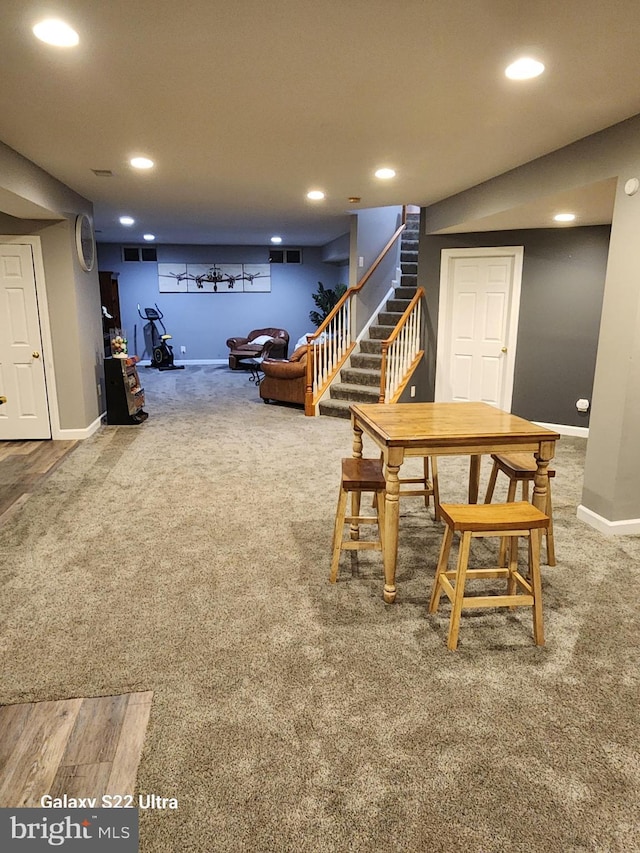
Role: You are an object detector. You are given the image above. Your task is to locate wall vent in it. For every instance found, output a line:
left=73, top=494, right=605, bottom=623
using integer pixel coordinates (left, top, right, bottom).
left=92, top=169, right=114, bottom=177
left=269, top=248, right=302, bottom=264
left=122, top=246, right=157, bottom=262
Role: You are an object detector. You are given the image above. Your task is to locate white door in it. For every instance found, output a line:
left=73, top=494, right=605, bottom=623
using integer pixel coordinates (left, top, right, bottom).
left=435, top=247, right=523, bottom=411
left=0, top=242, right=51, bottom=439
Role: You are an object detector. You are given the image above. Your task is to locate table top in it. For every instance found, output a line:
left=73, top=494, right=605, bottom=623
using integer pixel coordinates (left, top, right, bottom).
left=350, top=402, right=560, bottom=449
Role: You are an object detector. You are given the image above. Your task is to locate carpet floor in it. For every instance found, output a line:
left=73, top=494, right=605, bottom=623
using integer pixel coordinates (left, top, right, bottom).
left=1, top=365, right=639, bottom=852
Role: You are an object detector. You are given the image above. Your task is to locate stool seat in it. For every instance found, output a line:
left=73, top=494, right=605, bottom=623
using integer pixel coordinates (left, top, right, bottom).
left=438, top=501, right=550, bottom=532
left=342, top=457, right=386, bottom=492
left=330, top=458, right=386, bottom=583
left=429, top=501, right=549, bottom=650
left=492, top=452, right=556, bottom=479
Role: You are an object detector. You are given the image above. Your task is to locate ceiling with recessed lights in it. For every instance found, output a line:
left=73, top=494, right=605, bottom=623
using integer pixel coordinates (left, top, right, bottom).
left=1, top=0, right=640, bottom=245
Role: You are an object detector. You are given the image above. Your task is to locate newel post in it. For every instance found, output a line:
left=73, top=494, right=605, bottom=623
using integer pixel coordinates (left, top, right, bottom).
left=304, top=342, right=315, bottom=416
left=379, top=342, right=389, bottom=403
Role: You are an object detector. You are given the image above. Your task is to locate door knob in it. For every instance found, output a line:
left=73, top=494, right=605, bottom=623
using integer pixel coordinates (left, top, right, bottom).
left=0, top=396, right=6, bottom=405
left=501, top=346, right=507, bottom=353
left=32, top=351, right=40, bottom=358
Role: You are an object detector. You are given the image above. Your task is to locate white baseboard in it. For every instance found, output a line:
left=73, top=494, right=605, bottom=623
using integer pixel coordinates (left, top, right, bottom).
left=534, top=421, right=589, bottom=438
left=52, top=413, right=104, bottom=441
left=577, top=504, right=640, bottom=537
left=173, top=359, right=227, bottom=365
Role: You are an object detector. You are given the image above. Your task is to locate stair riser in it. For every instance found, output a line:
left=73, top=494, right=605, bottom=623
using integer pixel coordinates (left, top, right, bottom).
left=360, top=339, right=383, bottom=354
left=401, top=250, right=418, bottom=263
left=396, top=285, right=417, bottom=298
left=318, top=402, right=351, bottom=419
left=401, top=263, right=418, bottom=275
left=331, top=385, right=380, bottom=403
left=387, top=299, right=411, bottom=313
left=350, top=354, right=382, bottom=370
left=369, top=326, right=394, bottom=340
left=378, top=312, right=403, bottom=326
left=340, top=368, right=381, bottom=387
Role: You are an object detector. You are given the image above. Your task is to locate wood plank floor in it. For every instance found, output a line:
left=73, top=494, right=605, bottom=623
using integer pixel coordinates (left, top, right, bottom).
left=0, top=439, right=78, bottom=526
left=0, top=692, right=153, bottom=808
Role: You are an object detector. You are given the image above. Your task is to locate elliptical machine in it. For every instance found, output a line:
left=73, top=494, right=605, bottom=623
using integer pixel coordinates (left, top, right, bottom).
left=137, top=304, right=185, bottom=370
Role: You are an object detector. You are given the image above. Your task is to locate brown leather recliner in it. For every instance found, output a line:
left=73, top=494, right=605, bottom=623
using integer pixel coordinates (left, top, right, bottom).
left=259, top=345, right=308, bottom=407
left=226, top=327, right=289, bottom=369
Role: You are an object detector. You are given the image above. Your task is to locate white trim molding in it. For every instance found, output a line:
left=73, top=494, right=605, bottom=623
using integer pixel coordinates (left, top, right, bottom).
left=53, top=413, right=104, bottom=441
left=173, top=359, right=227, bottom=365
left=577, top=504, right=640, bottom=537
left=534, top=421, right=589, bottom=438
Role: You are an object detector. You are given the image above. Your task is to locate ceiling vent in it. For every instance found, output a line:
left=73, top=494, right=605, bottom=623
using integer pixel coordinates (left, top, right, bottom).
left=92, top=169, right=114, bottom=177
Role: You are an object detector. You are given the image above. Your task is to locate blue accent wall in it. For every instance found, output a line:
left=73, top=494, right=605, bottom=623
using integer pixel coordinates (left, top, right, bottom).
left=96, top=243, right=346, bottom=360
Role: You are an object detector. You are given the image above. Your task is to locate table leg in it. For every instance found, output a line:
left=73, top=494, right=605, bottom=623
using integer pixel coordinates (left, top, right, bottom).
left=352, top=424, right=363, bottom=459
left=383, top=462, right=401, bottom=603
left=533, top=439, right=556, bottom=564
left=468, top=455, right=482, bottom=503
left=532, top=440, right=555, bottom=513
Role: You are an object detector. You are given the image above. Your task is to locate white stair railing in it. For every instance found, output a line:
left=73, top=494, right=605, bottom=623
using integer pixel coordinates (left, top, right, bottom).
left=304, top=211, right=408, bottom=415
left=379, top=288, right=424, bottom=403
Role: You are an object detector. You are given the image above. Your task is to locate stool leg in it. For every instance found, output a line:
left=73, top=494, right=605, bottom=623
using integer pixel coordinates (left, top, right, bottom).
left=375, top=488, right=385, bottom=549
left=507, top=536, right=518, bottom=604
left=545, top=482, right=556, bottom=567
left=350, top=490, right=361, bottom=540
left=484, top=459, right=499, bottom=503
left=448, top=530, right=471, bottom=651
left=529, top=528, right=545, bottom=645
left=330, top=486, right=349, bottom=583
left=429, top=523, right=453, bottom=613
left=431, top=457, right=441, bottom=521
left=498, top=478, right=519, bottom=567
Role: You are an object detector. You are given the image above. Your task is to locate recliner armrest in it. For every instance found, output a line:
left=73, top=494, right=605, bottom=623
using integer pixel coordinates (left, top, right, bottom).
left=261, top=358, right=306, bottom=380
left=226, top=336, right=249, bottom=349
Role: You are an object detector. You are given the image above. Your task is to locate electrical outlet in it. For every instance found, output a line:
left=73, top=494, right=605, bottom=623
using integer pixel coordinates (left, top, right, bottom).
left=410, top=385, right=416, bottom=398
left=97, top=383, right=102, bottom=396
left=180, top=346, right=186, bottom=354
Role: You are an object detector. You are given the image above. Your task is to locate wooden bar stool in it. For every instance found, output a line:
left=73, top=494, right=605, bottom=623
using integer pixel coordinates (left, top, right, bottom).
left=484, top=453, right=556, bottom=566
left=330, top=458, right=386, bottom=583
left=428, top=501, right=550, bottom=650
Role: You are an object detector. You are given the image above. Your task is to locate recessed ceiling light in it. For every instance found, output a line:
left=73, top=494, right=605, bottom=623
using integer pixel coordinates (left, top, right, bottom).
left=307, top=190, right=325, bottom=201
left=270, top=236, right=283, bottom=244
left=32, top=19, right=79, bottom=47
left=374, top=168, right=396, bottom=180
left=143, top=234, right=155, bottom=241
left=505, top=57, right=545, bottom=80
left=119, top=216, right=135, bottom=226
left=130, top=157, right=154, bottom=170
left=554, top=213, right=576, bottom=222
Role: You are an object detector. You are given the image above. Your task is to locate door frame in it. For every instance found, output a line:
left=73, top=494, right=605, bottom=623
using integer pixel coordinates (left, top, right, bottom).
left=0, top=235, right=61, bottom=439
left=435, top=245, right=524, bottom=411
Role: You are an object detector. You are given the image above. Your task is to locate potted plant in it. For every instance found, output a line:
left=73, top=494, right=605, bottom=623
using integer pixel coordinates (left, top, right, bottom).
left=309, top=282, right=347, bottom=327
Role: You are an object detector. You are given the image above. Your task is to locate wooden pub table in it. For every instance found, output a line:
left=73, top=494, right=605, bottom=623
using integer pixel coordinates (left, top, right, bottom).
left=349, top=402, right=560, bottom=603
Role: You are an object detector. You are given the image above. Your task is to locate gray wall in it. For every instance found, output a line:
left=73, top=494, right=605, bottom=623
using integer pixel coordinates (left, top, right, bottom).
left=0, top=197, right=104, bottom=432
left=351, top=206, right=402, bottom=336
left=96, top=243, right=345, bottom=361
left=418, top=225, right=610, bottom=427
left=420, top=113, right=640, bottom=525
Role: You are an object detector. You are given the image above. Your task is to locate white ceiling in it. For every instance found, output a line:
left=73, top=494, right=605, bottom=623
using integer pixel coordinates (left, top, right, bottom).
left=1, top=0, right=639, bottom=246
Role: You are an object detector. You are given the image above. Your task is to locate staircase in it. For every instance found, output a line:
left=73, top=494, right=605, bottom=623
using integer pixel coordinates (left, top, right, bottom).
left=318, top=212, right=420, bottom=419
